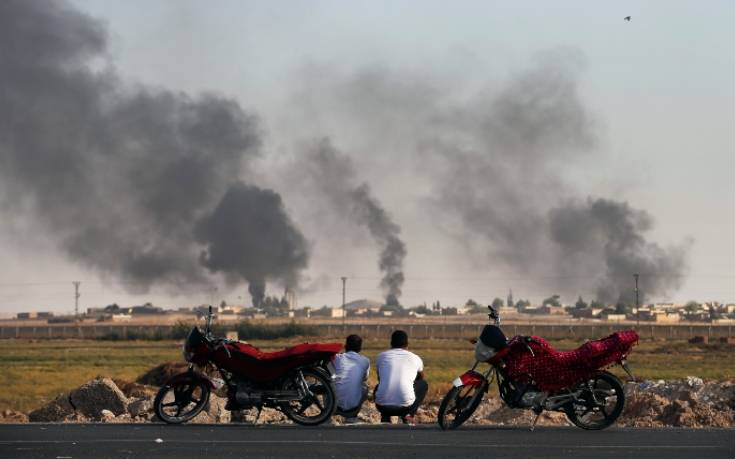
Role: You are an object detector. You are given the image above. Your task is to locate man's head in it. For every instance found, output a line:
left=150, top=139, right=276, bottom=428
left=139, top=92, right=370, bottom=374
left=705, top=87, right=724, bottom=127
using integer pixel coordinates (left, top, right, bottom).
left=345, top=334, right=363, bottom=353
left=390, top=330, right=408, bottom=349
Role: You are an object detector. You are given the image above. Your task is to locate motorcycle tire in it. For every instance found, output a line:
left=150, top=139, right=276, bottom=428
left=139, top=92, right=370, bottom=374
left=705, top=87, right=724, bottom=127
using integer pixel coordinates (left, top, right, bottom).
left=154, top=374, right=211, bottom=424
left=438, top=382, right=486, bottom=430
left=564, top=371, right=625, bottom=430
left=280, top=368, right=337, bottom=426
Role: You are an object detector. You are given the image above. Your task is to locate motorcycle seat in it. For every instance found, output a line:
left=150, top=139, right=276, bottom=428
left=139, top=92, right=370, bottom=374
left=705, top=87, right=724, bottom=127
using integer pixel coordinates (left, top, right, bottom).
left=226, top=342, right=342, bottom=361
left=521, top=330, right=639, bottom=367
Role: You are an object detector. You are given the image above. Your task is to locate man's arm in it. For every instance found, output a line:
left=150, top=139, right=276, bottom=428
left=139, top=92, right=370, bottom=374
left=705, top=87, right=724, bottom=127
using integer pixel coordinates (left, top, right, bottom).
left=415, top=355, right=425, bottom=381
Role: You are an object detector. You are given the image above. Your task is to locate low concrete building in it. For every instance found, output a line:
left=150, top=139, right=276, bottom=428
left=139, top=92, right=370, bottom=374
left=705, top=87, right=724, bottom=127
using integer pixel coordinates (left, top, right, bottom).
left=110, top=313, right=132, bottom=322
left=602, top=313, right=627, bottom=322
left=653, top=312, right=680, bottom=323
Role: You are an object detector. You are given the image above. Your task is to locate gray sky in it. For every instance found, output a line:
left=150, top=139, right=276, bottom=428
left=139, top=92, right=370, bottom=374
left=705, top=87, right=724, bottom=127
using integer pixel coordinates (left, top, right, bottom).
left=2, top=0, right=734, bottom=315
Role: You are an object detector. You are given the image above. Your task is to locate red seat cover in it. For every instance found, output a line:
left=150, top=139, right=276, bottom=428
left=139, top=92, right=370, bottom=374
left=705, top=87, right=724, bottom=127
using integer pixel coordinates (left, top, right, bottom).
left=503, top=330, right=639, bottom=392
left=227, top=342, right=342, bottom=361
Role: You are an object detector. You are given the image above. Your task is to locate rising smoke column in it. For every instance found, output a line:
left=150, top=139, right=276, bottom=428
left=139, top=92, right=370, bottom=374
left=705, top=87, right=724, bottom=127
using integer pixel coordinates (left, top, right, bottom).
left=195, top=184, right=309, bottom=307
left=303, top=139, right=406, bottom=305
left=0, top=0, right=309, bottom=301
left=548, top=198, right=690, bottom=303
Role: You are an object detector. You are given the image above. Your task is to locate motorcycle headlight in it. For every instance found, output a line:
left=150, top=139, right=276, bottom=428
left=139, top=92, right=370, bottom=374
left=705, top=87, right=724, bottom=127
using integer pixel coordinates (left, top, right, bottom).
left=474, top=340, right=497, bottom=362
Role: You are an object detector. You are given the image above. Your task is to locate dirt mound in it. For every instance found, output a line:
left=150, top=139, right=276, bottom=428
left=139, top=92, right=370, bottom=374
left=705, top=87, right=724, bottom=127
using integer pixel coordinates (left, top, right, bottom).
left=618, top=378, right=735, bottom=428
left=112, top=379, right=157, bottom=399
left=22, top=376, right=735, bottom=428
left=0, top=409, right=29, bottom=423
left=69, top=377, right=129, bottom=420
left=136, top=362, right=189, bottom=386
left=29, top=392, right=85, bottom=422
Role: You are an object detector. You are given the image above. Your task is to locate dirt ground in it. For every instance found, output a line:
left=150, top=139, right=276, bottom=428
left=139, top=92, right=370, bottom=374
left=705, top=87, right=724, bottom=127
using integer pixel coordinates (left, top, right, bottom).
left=4, top=366, right=733, bottom=428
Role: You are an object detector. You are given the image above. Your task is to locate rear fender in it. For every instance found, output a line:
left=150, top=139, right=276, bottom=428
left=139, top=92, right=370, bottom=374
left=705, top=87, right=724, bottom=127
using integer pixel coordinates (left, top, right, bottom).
left=165, top=370, right=216, bottom=389
left=452, top=370, right=486, bottom=388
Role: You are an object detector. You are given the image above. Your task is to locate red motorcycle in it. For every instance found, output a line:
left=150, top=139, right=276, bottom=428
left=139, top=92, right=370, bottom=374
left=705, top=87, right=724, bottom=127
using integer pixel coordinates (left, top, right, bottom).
left=438, top=305, right=638, bottom=430
left=154, top=307, right=341, bottom=426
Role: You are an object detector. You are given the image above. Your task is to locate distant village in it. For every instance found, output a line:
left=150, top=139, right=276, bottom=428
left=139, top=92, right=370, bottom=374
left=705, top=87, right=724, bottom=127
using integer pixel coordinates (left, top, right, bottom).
left=12, top=291, right=735, bottom=325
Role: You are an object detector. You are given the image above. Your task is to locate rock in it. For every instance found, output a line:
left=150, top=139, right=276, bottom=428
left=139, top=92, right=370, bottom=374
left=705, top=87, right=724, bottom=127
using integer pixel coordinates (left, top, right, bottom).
left=0, top=409, right=29, bottom=423
left=100, top=409, right=115, bottom=422
left=113, top=379, right=158, bottom=399
left=28, top=393, right=76, bottom=422
left=190, top=395, right=230, bottom=424
left=69, top=377, right=128, bottom=420
left=230, top=407, right=290, bottom=424
left=128, top=397, right=154, bottom=417
left=137, top=362, right=189, bottom=387
left=686, top=376, right=704, bottom=388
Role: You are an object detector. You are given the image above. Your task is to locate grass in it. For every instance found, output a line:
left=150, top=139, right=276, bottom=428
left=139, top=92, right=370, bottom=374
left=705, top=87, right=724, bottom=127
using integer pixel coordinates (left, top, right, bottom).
left=1, top=337, right=734, bottom=413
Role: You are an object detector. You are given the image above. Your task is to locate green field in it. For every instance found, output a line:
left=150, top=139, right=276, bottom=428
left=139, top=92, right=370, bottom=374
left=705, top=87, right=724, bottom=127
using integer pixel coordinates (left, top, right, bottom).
left=1, top=338, right=734, bottom=413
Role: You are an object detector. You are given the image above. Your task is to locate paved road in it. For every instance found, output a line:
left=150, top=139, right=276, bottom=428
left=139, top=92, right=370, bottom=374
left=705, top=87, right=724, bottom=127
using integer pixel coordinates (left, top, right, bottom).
left=1, top=424, right=732, bottom=459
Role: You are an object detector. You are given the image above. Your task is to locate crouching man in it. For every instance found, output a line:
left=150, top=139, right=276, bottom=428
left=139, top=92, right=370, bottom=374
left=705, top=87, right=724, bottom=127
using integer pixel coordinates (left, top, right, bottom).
left=375, top=330, right=428, bottom=425
left=334, top=334, right=370, bottom=423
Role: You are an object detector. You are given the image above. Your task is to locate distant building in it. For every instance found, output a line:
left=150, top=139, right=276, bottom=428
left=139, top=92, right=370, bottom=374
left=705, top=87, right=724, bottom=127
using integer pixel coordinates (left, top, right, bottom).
left=294, top=307, right=311, bottom=319
left=130, top=303, right=163, bottom=315
left=653, top=312, right=680, bottom=323
left=310, top=306, right=345, bottom=318
left=285, top=288, right=297, bottom=310
left=344, top=299, right=382, bottom=316
left=602, top=313, right=626, bottom=322
left=110, top=313, right=132, bottom=322
left=571, top=308, right=603, bottom=319
left=16, top=311, right=53, bottom=320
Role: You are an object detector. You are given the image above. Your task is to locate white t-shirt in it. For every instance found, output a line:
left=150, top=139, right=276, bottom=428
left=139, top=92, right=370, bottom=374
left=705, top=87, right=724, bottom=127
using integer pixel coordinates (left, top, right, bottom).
left=334, top=351, right=370, bottom=410
left=375, top=348, right=424, bottom=407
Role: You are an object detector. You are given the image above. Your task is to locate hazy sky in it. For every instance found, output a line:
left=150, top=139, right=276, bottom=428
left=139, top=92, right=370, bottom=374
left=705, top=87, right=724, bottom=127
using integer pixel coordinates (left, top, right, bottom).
left=2, top=0, right=734, bottom=315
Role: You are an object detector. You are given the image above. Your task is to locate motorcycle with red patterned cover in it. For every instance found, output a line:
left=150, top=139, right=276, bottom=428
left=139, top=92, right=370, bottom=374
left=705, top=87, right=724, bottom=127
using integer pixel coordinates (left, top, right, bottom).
left=438, top=305, right=639, bottom=430
left=153, top=306, right=341, bottom=426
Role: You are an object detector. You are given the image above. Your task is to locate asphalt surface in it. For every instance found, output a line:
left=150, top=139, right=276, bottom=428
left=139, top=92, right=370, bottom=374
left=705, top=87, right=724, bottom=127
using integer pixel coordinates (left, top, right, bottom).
left=0, top=423, right=733, bottom=459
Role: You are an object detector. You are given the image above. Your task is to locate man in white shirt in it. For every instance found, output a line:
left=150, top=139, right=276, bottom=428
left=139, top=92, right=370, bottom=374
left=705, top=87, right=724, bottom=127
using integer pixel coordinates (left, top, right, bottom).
left=375, top=330, right=428, bottom=425
left=333, top=334, right=370, bottom=423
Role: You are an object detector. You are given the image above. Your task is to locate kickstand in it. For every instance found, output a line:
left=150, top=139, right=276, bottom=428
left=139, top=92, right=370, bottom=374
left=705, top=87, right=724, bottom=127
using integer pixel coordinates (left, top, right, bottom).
left=530, top=411, right=542, bottom=432
left=253, top=406, right=263, bottom=425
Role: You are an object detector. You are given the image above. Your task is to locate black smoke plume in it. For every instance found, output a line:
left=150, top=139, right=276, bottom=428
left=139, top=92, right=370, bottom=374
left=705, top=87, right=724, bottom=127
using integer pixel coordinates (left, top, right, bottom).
left=303, top=139, right=406, bottom=304
left=430, top=51, right=690, bottom=302
left=195, top=184, right=309, bottom=307
left=548, top=198, right=690, bottom=303
left=0, top=0, right=308, bottom=302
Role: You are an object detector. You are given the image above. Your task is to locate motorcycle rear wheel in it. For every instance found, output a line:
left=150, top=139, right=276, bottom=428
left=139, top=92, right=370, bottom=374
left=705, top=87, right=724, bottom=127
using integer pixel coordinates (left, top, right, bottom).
left=564, top=371, right=625, bottom=430
left=154, top=376, right=211, bottom=424
left=280, top=368, right=336, bottom=426
left=438, top=382, right=486, bottom=430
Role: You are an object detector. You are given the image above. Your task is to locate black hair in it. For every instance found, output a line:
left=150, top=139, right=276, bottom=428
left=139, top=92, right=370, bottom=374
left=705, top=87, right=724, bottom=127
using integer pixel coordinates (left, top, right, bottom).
left=345, top=334, right=362, bottom=353
left=390, top=330, right=408, bottom=348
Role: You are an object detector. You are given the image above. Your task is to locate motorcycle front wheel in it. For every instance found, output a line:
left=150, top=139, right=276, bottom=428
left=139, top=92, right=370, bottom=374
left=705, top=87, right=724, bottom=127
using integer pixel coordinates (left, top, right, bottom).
left=438, top=382, right=486, bottom=430
left=280, top=368, right=336, bottom=426
left=564, top=371, right=625, bottom=430
left=154, top=374, right=211, bottom=424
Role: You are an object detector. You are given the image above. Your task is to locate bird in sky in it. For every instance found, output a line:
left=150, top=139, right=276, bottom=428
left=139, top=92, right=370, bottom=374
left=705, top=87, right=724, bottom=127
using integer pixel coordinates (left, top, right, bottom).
left=624, top=16, right=631, bottom=21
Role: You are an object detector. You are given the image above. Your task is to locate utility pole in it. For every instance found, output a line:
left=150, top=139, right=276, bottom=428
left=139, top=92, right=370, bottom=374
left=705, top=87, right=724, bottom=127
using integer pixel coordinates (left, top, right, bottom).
left=73, top=281, right=81, bottom=320
left=73, top=281, right=82, bottom=338
left=341, top=277, right=347, bottom=328
left=634, top=274, right=640, bottom=328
